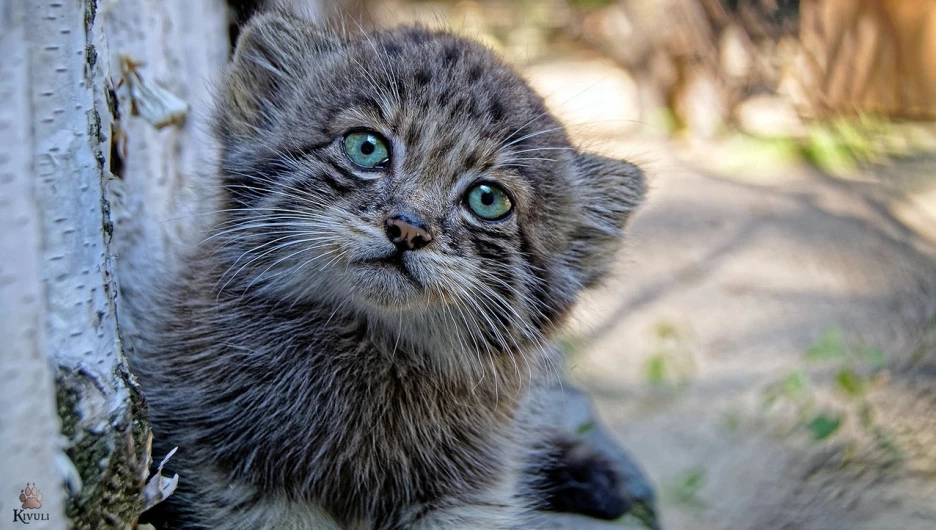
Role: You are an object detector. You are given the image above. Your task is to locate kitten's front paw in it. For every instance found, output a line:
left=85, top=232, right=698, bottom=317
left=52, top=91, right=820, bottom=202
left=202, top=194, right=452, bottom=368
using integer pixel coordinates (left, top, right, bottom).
left=536, top=436, right=630, bottom=520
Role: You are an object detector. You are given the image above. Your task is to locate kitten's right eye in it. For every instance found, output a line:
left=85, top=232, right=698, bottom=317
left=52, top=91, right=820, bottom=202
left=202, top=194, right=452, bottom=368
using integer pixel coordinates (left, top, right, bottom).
left=465, top=182, right=513, bottom=221
left=343, top=131, right=390, bottom=169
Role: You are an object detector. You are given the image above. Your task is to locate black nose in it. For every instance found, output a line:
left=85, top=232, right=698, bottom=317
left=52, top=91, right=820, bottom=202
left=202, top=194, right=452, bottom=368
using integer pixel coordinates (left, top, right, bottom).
left=385, top=213, right=433, bottom=251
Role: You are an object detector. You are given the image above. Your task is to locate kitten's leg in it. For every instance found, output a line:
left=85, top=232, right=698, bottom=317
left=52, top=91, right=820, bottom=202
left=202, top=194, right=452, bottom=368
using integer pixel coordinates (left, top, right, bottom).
left=528, top=433, right=630, bottom=520
left=524, top=384, right=658, bottom=526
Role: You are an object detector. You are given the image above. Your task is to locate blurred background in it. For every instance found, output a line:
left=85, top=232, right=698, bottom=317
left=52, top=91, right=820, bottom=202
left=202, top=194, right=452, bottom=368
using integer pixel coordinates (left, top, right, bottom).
left=335, top=1, right=936, bottom=528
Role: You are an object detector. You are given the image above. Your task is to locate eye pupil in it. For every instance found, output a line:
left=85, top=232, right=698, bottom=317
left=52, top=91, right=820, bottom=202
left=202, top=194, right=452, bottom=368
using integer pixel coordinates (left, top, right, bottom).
left=343, top=131, right=390, bottom=169
left=466, top=182, right=512, bottom=221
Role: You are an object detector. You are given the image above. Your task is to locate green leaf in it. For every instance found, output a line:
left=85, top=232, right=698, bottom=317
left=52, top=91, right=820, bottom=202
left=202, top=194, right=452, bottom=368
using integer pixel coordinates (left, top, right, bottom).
left=807, top=413, right=843, bottom=440
left=835, top=368, right=866, bottom=398
left=832, top=119, right=875, bottom=161
left=781, top=371, right=809, bottom=398
left=672, top=468, right=706, bottom=505
left=805, top=328, right=847, bottom=363
left=801, top=127, right=857, bottom=176
left=763, top=371, right=810, bottom=407
left=645, top=354, right=667, bottom=386
left=614, top=502, right=658, bottom=528
left=715, top=135, right=800, bottom=175
left=856, top=347, right=887, bottom=370
left=663, top=467, right=707, bottom=508
left=574, top=421, right=596, bottom=436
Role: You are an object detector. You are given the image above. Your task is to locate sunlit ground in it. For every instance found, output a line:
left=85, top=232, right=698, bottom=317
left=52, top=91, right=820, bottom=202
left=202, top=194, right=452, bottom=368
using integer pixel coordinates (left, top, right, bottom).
left=567, top=134, right=936, bottom=529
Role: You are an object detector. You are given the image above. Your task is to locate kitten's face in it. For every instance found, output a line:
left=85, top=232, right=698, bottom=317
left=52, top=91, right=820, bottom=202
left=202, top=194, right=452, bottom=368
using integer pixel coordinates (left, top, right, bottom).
left=213, top=14, right=644, bottom=355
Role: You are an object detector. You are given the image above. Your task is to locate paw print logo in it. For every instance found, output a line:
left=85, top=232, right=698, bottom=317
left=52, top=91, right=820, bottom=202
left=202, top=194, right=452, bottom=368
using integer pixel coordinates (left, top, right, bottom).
left=18, top=483, right=42, bottom=509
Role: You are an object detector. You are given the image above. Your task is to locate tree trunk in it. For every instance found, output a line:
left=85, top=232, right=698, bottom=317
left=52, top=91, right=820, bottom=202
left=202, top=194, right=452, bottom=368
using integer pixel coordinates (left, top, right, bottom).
left=0, top=0, right=228, bottom=527
left=0, top=2, right=69, bottom=526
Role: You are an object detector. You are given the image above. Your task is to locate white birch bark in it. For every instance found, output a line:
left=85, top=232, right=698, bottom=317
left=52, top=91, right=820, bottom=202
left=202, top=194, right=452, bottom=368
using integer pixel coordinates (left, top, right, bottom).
left=0, top=0, right=227, bottom=527
left=0, top=0, right=68, bottom=527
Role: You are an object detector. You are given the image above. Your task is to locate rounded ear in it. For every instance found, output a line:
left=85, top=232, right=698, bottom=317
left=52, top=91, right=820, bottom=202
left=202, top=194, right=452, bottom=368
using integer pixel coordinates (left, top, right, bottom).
left=567, top=153, right=646, bottom=288
left=215, top=12, right=338, bottom=140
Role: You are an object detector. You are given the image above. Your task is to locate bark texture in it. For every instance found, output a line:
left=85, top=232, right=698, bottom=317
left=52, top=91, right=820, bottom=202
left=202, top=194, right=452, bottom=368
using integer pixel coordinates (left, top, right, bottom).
left=0, top=1, right=68, bottom=527
left=0, top=0, right=227, bottom=528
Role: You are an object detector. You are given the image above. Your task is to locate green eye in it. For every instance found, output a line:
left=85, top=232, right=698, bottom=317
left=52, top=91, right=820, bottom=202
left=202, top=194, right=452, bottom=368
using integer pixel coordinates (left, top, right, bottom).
left=343, top=131, right=390, bottom=169
left=466, top=182, right=512, bottom=220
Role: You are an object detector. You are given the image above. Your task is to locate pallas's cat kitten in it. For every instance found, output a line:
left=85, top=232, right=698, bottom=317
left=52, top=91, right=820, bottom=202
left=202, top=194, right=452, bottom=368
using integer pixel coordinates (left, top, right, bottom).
left=132, top=9, right=644, bottom=530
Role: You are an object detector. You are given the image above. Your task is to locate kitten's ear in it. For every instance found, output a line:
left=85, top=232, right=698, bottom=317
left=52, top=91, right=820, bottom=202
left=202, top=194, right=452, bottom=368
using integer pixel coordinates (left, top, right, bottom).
left=568, top=153, right=646, bottom=288
left=216, top=12, right=337, bottom=138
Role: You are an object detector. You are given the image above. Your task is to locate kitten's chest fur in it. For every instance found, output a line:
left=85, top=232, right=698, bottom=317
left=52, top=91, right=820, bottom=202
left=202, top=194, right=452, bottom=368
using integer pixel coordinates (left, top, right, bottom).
left=143, top=279, right=533, bottom=522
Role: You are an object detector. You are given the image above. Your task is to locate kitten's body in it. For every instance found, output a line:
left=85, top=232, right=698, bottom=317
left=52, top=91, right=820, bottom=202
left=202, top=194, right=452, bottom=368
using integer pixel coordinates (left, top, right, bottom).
left=131, top=11, right=644, bottom=529
left=138, top=268, right=534, bottom=528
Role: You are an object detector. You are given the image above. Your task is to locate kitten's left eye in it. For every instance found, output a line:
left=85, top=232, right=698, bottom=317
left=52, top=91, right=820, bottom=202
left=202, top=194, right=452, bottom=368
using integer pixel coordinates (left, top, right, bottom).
left=343, top=131, right=390, bottom=169
left=465, top=182, right=513, bottom=221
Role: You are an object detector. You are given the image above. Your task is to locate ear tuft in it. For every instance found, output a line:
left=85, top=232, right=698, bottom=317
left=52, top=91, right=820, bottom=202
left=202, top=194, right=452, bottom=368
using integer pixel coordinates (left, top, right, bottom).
left=567, top=153, right=646, bottom=288
left=215, top=12, right=336, bottom=140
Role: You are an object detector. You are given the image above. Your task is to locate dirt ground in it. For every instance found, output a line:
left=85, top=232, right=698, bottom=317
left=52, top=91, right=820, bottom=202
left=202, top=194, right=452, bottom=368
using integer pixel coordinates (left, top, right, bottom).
left=558, top=129, right=936, bottom=529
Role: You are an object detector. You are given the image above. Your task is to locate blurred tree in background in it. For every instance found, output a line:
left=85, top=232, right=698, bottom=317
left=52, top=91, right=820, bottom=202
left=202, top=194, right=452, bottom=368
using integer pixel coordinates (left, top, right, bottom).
left=364, top=0, right=936, bottom=171
left=359, top=0, right=936, bottom=131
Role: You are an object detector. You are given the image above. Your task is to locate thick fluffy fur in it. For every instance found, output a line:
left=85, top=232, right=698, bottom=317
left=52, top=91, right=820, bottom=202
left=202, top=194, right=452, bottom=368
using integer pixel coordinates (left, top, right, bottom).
left=132, top=11, right=644, bottom=530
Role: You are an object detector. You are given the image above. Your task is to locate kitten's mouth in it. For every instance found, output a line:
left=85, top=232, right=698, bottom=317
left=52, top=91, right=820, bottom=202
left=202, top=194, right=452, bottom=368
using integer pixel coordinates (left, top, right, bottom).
left=361, top=250, right=420, bottom=285
left=344, top=248, right=435, bottom=308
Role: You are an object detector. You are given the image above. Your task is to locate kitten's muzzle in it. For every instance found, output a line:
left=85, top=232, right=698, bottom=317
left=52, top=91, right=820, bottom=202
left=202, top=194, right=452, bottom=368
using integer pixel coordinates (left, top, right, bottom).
left=385, top=213, right=433, bottom=251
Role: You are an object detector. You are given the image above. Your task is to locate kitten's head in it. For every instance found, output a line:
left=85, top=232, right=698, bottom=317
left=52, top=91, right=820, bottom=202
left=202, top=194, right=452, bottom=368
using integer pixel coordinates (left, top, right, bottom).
left=212, top=12, right=644, bottom=358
